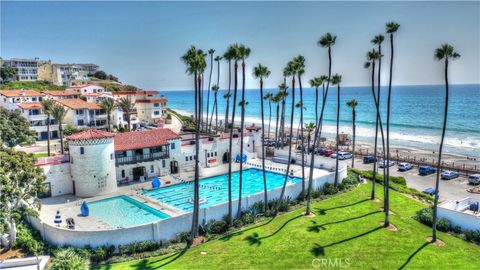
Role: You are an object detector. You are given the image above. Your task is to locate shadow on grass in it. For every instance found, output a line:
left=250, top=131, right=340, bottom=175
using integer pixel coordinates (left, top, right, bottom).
left=315, top=199, right=369, bottom=215
left=398, top=242, right=430, bottom=270
left=307, top=211, right=381, bottom=233
left=243, top=215, right=302, bottom=246
left=129, top=247, right=189, bottom=270
left=220, top=216, right=276, bottom=242
left=310, top=226, right=383, bottom=257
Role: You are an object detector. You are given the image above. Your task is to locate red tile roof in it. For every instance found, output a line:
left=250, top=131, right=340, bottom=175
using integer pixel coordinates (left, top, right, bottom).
left=137, top=90, right=160, bottom=95
left=114, top=128, right=179, bottom=151
left=41, top=90, right=79, bottom=96
left=111, top=91, right=137, bottom=96
left=135, top=98, right=167, bottom=103
left=56, top=99, right=101, bottom=110
left=0, top=90, right=44, bottom=97
left=17, top=102, right=43, bottom=110
left=65, top=129, right=115, bottom=140
left=67, top=83, right=98, bottom=89
left=246, top=124, right=261, bottom=131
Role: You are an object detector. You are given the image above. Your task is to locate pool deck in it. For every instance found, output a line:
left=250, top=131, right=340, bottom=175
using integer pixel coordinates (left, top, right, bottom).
left=38, top=159, right=329, bottom=231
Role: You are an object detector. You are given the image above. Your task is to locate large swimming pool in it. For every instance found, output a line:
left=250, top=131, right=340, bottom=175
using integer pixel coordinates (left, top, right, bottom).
left=143, top=168, right=301, bottom=212
left=88, top=195, right=170, bottom=228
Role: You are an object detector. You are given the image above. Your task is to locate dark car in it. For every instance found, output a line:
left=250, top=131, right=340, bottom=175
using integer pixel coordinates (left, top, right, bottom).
left=323, top=149, right=335, bottom=157
left=422, top=187, right=437, bottom=195
left=441, top=170, right=459, bottom=180
left=363, top=155, right=377, bottom=164
left=419, top=165, right=437, bottom=175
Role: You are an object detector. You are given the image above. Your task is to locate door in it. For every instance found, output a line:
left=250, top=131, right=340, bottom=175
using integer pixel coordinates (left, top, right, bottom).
left=223, top=152, right=230, bottom=163
left=39, top=183, right=52, bottom=198
left=40, top=131, right=48, bottom=140
left=132, top=167, right=146, bottom=181
left=170, top=161, right=179, bottom=174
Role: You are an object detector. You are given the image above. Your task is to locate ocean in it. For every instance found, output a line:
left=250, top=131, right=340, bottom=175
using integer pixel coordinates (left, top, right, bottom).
left=162, top=84, right=480, bottom=158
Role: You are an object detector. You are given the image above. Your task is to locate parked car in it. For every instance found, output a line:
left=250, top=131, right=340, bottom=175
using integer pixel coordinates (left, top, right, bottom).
left=378, top=159, right=394, bottom=168
left=468, top=174, right=480, bottom=185
left=363, top=155, right=377, bottom=164
left=323, top=149, right=335, bottom=157
left=419, top=165, right=436, bottom=175
left=441, top=170, right=459, bottom=180
left=264, top=139, right=277, bottom=147
left=331, top=151, right=353, bottom=160
left=398, top=162, right=413, bottom=171
left=314, top=147, right=327, bottom=155
left=422, top=187, right=437, bottom=195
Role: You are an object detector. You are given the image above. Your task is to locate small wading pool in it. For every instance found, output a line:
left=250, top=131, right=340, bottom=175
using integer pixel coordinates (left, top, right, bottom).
left=143, top=168, right=301, bottom=212
left=87, top=195, right=170, bottom=228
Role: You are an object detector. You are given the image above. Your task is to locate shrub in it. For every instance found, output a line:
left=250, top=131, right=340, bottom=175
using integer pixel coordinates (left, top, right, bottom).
left=414, top=208, right=433, bottom=226
left=118, top=241, right=159, bottom=255
left=206, top=219, right=228, bottom=234
left=322, top=183, right=339, bottom=195
left=233, top=219, right=243, bottom=228
left=90, top=245, right=115, bottom=263
left=249, top=201, right=265, bottom=215
left=174, top=232, right=192, bottom=244
left=464, top=230, right=480, bottom=243
left=14, top=222, right=44, bottom=255
left=239, top=212, right=255, bottom=225
left=436, top=218, right=452, bottom=232
left=49, top=248, right=90, bottom=270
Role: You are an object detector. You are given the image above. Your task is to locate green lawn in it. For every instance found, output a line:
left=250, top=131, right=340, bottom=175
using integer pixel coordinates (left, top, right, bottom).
left=32, top=152, right=50, bottom=158
left=100, top=184, right=479, bottom=269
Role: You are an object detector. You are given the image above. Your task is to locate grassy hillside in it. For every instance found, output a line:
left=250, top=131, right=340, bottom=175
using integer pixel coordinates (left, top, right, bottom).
left=89, top=78, right=138, bottom=92
left=0, top=80, right=65, bottom=91
left=100, top=183, right=479, bottom=270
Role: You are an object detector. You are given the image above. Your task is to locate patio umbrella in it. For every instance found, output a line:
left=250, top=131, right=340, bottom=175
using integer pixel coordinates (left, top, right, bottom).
left=152, top=177, right=161, bottom=188
left=54, top=210, right=62, bottom=224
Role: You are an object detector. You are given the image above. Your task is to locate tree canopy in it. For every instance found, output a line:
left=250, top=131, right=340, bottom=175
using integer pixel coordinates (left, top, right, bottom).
left=0, top=64, right=16, bottom=82
left=0, top=108, right=37, bottom=147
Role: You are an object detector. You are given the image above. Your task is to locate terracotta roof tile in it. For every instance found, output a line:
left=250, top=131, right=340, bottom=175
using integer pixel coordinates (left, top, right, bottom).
left=42, top=90, right=79, bottom=96
left=17, top=102, right=43, bottom=110
left=135, top=98, right=167, bottom=103
left=0, top=90, right=44, bottom=97
left=114, top=128, right=179, bottom=151
left=65, top=129, right=115, bottom=140
left=56, top=99, right=101, bottom=110
left=111, top=91, right=137, bottom=96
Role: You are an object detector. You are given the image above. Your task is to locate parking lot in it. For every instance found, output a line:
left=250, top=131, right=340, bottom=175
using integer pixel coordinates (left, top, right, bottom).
left=351, top=157, right=480, bottom=202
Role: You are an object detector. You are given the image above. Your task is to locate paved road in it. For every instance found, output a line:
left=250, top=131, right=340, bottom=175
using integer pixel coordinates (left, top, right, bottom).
left=349, top=157, right=480, bottom=202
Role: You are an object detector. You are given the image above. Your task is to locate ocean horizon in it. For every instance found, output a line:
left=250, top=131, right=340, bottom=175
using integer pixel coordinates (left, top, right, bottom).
left=162, top=84, right=480, bottom=158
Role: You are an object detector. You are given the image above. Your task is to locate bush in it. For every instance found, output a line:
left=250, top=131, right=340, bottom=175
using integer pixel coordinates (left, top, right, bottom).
left=249, top=201, right=266, bottom=215
left=322, top=183, right=339, bottom=195
left=49, top=248, right=90, bottom=270
left=174, top=232, right=192, bottom=244
left=90, top=245, right=115, bottom=263
left=414, top=208, right=433, bottom=227
left=14, top=222, right=44, bottom=255
left=350, top=168, right=406, bottom=186
left=464, top=230, right=480, bottom=243
left=206, top=219, right=228, bottom=234
left=239, top=212, right=255, bottom=225
left=118, top=241, right=159, bottom=255
left=436, top=218, right=452, bottom=232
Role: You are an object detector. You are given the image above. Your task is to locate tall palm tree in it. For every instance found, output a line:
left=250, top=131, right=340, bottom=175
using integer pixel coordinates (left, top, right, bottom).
left=276, top=60, right=296, bottom=215
left=117, top=96, right=134, bottom=131
left=347, top=99, right=358, bottom=167
left=236, top=44, right=251, bottom=218
left=306, top=33, right=336, bottom=215
left=264, top=92, right=274, bottom=139
left=50, top=104, right=68, bottom=154
left=309, top=77, right=321, bottom=124
left=279, top=80, right=289, bottom=149
left=226, top=44, right=240, bottom=225
left=384, top=21, right=400, bottom=228
left=432, top=44, right=460, bottom=243
left=206, top=49, right=215, bottom=132
left=253, top=63, right=271, bottom=212
left=305, top=122, right=316, bottom=158
left=40, top=99, right=54, bottom=156
left=293, top=55, right=306, bottom=197
left=100, top=98, right=114, bottom=131
left=209, top=85, right=220, bottom=131
left=214, top=55, right=222, bottom=129
left=181, top=45, right=206, bottom=239
left=223, top=50, right=233, bottom=132
left=365, top=49, right=386, bottom=200
left=331, top=74, right=342, bottom=187
left=273, top=90, right=282, bottom=145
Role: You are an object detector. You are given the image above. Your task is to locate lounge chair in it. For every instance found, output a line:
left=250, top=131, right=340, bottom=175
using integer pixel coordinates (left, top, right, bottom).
left=66, top=218, right=75, bottom=229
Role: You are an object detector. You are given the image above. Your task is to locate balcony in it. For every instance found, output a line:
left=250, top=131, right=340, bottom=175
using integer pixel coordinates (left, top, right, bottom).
left=115, top=152, right=169, bottom=166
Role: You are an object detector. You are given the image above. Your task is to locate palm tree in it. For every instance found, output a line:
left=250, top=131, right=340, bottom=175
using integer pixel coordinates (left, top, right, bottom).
left=223, top=50, right=234, bottom=132
left=206, top=49, right=215, bottom=132
left=309, top=77, right=321, bottom=124
left=209, top=85, right=220, bottom=131
left=365, top=49, right=386, bottom=200
left=253, top=63, right=271, bottom=212
left=117, top=96, right=134, bottom=131
left=214, top=55, right=222, bottom=129
left=100, top=98, right=114, bottom=131
left=50, top=104, right=68, bottom=154
left=236, top=44, right=251, bottom=218
left=384, top=21, right=400, bottom=228
left=306, top=33, right=336, bottom=215
left=276, top=60, right=296, bottom=214
left=347, top=99, right=358, bottom=167
left=226, top=44, right=240, bottom=225
left=40, top=99, right=54, bottom=156
left=264, top=92, right=274, bottom=139
left=305, top=122, right=316, bottom=154
left=293, top=55, right=306, bottom=197
left=181, top=45, right=206, bottom=239
left=273, top=90, right=282, bottom=145
left=431, top=44, right=460, bottom=243
left=331, top=74, right=342, bottom=187
left=279, top=80, right=289, bottom=148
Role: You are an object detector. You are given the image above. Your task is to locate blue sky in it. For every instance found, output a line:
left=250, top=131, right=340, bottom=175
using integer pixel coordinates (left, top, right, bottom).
left=1, top=1, right=479, bottom=90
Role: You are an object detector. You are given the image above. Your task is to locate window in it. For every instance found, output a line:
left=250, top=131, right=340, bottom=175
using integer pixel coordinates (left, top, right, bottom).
left=76, top=109, right=84, bottom=115
left=121, top=170, right=125, bottom=178
left=154, top=111, right=160, bottom=116
left=162, top=160, right=166, bottom=168
left=170, top=143, right=175, bottom=150
left=189, top=156, right=193, bottom=161
left=80, top=147, right=84, bottom=154
left=77, top=119, right=84, bottom=126
left=110, top=153, right=113, bottom=160
left=185, top=157, right=188, bottom=162
left=207, top=153, right=210, bottom=158
left=150, top=165, right=154, bottom=173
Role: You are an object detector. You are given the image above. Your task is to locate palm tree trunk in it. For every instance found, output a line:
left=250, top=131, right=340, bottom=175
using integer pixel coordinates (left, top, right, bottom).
left=191, top=70, right=200, bottom=240
left=206, top=54, right=213, bottom=132
left=334, top=84, right=340, bottom=187
left=351, top=108, right=355, bottom=168
left=225, top=60, right=232, bottom=132
left=315, top=86, right=319, bottom=125
left=237, top=60, right=247, bottom=218
left=268, top=99, right=272, bottom=140
left=107, top=111, right=111, bottom=132
left=259, top=79, right=268, bottom=212
left=385, top=33, right=395, bottom=227
left=299, top=75, right=305, bottom=197
left=227, top=61, right=238, bottom=226
left=432, top=58, right=449, bottom=242
left=276, top=77, right=295, bottom=215
left=215, top=94, right=218, bottom=131
left=274, top=104, right=279, bottom=144
left=46, top=115, right=51, bottom=156
left=306, top=46, right=332, bottom=215
left=59, top=123, right=64, bottom=154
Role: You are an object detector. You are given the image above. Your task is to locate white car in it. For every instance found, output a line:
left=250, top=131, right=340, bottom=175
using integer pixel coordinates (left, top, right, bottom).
left=469, top=174, right=480, bottom=185
left=378, top=159, right=395, bottom=168
left=331, top=151, right=353, bottom=160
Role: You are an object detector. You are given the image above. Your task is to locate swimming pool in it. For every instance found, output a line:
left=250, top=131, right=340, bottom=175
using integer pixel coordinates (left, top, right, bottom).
left=87, top=195, right=170, bottom=228
left=143, top=169, right=301, bottom=212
